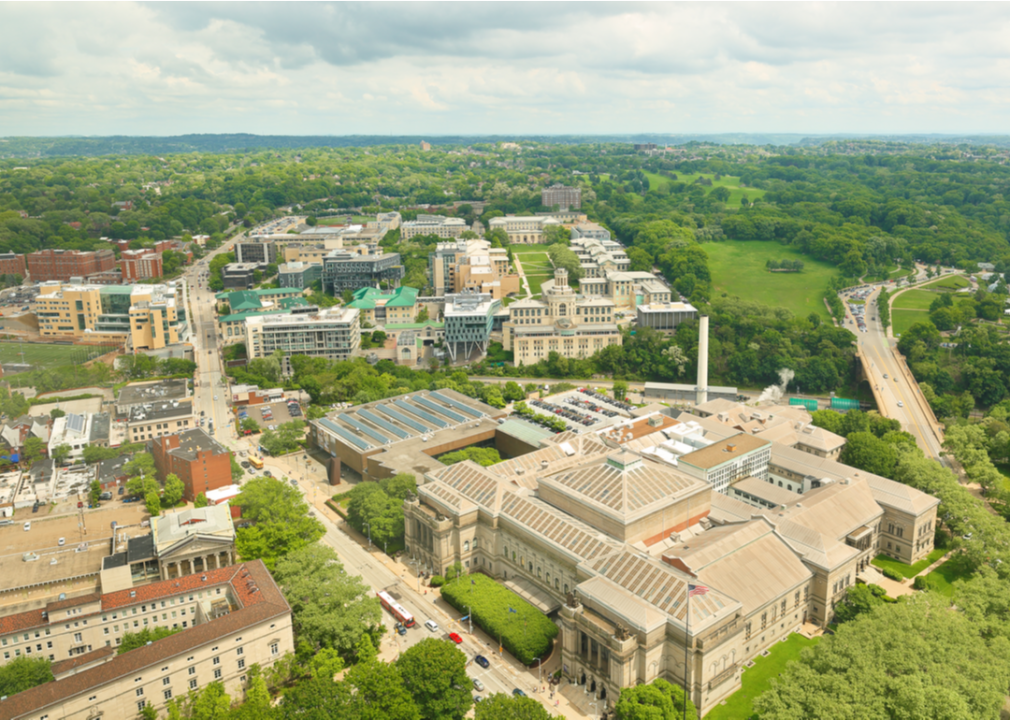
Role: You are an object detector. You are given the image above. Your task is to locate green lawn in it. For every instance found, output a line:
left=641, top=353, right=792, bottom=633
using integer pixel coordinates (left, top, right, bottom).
left=997, top=464, right=1010, bottom=493
left=923, top=555, right=973, bottom=597
left=526, top=275, right=551, bottom=295
left=643, top=172, right=766, bottom=208
left=891, top=309, right=929, bottom=337
left=0, top=342, right=119, bottom=370
left=892, top=289, right=937, bottom=310
left=704, top=634, right=820, bottom=720
left=511, top=245, right=553, bottom=255
left=704, top=241, right=838, bottom=320
left=922, top=274, right=970, bottom=290
left=871, top=547, right=948, bottom=579
left=518, top=253, right=552, bottom=273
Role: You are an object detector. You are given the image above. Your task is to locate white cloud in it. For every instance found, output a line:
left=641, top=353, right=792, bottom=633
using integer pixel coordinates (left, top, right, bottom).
left=1, top=2, right=1009, bottom=135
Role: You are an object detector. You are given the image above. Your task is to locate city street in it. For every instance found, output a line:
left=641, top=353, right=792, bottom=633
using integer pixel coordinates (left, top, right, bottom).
left=180, top=228, right=581, bottom=716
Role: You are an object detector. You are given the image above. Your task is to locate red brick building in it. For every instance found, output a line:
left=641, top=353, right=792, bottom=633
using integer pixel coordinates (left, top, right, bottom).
left=120, top=248, right=164, bottom=281
left=151, top=429, right=233, bottom=502
left=0, top=252, right=26, bottom=277
left=26, top=249, right=116, bottom=282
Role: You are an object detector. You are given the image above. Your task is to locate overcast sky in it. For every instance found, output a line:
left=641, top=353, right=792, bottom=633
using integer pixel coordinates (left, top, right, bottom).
left=2, top=1, right=1009, bottom=137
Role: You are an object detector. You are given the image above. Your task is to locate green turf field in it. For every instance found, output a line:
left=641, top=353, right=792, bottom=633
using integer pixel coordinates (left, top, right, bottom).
left=0, top=342, right=118, bottom=369
left=518, top=253, right=552, bottom=273
left=510, top=244, right=553, bottom=255
left=892, top=289, right=937, bottom=310
left=892, top=309, right=930, bottom=336
left=705, top=241, right=838, bottom=320
left=526, top=275, right=551, bottom=295
left=643, top=172, right=765, bottom=208
left=921, top=274, right=971, bottom=290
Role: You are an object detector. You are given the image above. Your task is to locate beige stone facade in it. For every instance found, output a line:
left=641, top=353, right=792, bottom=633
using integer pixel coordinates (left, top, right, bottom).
left=0, top=561, right=294, bottom=720
left=488, top=215, right=561, bottom=244
left=403, top=419, right=939, bottom=716
left=503, top=268, right=621, bottom=364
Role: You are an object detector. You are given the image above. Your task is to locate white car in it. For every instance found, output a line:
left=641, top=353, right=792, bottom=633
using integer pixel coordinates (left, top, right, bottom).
left=897, top=401, right=904, bottom=408
left=425, top=620, right=439, bottom=633
left=23, top=521, right=30, bottom=532
left=58, top=537, right=65, bottom=546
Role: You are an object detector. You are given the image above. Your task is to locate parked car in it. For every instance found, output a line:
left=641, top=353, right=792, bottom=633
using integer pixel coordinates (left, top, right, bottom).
left=31, top=503, right=39, bottom=514
left=448, top=632, right=463, bottom=644
left=395, top=623, right=407, bottom=636
left=263, top=470, right=272, bottom=478
left=425, top=620, right=439, bottom=633
left=118, top=486, right=125, bottom=495
left=472, top=678, right=484, bottom=692
left=512, top=688, right=526, bottom=698
left=474, top=655, right=489, bottom=669
left=23, top=521, right=30, bottom=531
left=58, top=537, right=65, bottom=546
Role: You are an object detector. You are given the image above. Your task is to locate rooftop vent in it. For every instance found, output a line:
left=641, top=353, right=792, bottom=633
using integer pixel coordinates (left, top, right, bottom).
left=201, top=575, right=207, bottom=581
left=129, top=591, right=136, bottom=597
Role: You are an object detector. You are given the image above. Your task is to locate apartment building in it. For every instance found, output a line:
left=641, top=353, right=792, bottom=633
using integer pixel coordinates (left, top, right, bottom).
left=401, top=214, right=467, bottom=240
left=0, top=252, right=26, bottom=277
left=120, top=249, right=164, bottom=282
left=235, top=240, right=278, bottom=265
left=321, top=249, right=404, bottom=294
left=152, top=429, right=234, bottom=502
left=0, top=561, right=294, bottom=720
left=503, top=267, right=621, bottom=364
left=347, top=286, right=419, bottom=325
left=126, top=400, right=196, bottom=444
left=541, top=183, right=582, bottom=210
left=443, top=291, right=502, bottom=363
left=245, top=307, right=360, bottom=374
left=428, top=239, right=519, bottom=299
left=277, top=262, right=322, bottom=290
left=26, top=249, right=117, bottom=282
left=487, top=215, right=562, bottom=245
left=48, top=412, right=111, bottom=463
left=33, top=282, right=186, bottom=350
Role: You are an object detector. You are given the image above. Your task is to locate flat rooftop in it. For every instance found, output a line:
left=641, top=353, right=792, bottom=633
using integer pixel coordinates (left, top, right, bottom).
left=117, top=379, right=189, bottom=407
left=679, top=433, right=772, bottom=469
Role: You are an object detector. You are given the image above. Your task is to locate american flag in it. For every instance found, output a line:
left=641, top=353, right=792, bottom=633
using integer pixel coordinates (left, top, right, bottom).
left=688, top=584, right=710, bottom=597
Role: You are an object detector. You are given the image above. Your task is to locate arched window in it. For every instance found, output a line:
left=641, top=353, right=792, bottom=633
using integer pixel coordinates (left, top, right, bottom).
left=555, top=578, right=560, bottom=589
left=463, top=541, right=470, bottom=552
left=472, top=538, right=479, bottom=549
left=503, top=545, right=508, bottom=556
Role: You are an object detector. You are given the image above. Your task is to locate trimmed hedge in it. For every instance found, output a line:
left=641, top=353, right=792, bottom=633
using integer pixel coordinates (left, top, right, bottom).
left=430, top=575, right=446, bottom=588
left=881, top=567, right=903, bottom=582
left=441, top=573, right=557, bottom=665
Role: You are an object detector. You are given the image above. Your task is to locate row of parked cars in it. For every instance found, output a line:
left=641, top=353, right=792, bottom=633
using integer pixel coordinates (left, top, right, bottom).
left=530, top=399, right=588, bottom=427
left=579, top=387, right=635, bottom=412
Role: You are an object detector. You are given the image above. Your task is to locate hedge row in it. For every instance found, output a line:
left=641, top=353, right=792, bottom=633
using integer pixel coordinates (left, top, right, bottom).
left=440, top=573, right=557, bottom=665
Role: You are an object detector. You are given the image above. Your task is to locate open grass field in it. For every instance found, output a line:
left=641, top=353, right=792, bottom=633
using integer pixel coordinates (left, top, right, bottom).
left=705, top=241, right=838, bottom=320
left=511, top=244, right=552, bottom=255
left=922, top=274, right=971, bottom=290
left=892, top=289, right=938, bottom=310
left=0, top=342, right=118, bottom=369
left=526, top=275, right=551, bottom=296
left=871, top=547, right=948, bottom=579
left=703, top=633, right=819, bottom=720
left=643, top=172, right=766, bottom=208
left=924, top=555, right=973, bottom=597
left=519, top=253, right=552, bottom=273
left=892, top=309, right=930, bottom=336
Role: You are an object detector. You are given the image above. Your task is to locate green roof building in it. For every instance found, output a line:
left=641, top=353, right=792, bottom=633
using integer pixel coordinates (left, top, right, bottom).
left=347, top=286, right=419, bottom=325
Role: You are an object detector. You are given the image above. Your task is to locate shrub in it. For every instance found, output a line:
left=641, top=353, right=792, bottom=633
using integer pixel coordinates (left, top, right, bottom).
left=441, top=574, right=558, bottom=665
left=881, top=567, right=903, bottom=582
left=429, top=575, right=445, bottom=588
left=913, top=575, right=930, bottom=590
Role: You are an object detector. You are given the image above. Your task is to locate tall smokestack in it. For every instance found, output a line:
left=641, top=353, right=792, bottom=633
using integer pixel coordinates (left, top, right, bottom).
left=697, top=315, right=709, bottom=405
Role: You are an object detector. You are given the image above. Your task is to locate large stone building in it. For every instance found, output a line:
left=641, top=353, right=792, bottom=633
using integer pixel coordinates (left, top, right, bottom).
left=33, top=282, right=187, bottom=350
left=0, top=561, right=294, bottom=720
left=0, top=251, right=26, bottom=278
left=26, top=249, right=116, bottom=282
left=347, top=286, right=419, bottom=326
left=488, top=215, right=561, bottom=245
left=542, top=183, right=582, bottom=210
left=245, top=306, right=360, bottom=374
left=502, top=267, right=621, bottom=364
left=401, top=214, right=468, bottom=240
left=403, top=414, right=939, bottom=716
left=428, top=239, right=519, bottom=299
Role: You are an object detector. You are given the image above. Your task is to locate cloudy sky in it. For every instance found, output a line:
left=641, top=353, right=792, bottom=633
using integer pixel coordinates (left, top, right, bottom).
left=2, top=1, right=1009, bottom=136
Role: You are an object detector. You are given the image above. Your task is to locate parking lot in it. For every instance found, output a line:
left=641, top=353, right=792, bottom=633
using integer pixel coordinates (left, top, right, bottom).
left=533, top=388, right=635, bottom=432
left=0, top=503, right=150, bottom=558
left=237, top=400, right=302, bottom=431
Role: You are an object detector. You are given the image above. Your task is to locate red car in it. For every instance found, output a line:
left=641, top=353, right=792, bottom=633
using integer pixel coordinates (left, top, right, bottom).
left=448, top=632, right=463, bottom=644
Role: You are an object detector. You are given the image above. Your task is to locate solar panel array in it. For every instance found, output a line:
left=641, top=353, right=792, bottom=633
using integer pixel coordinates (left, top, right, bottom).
left=376, top=405, right=430, bottom=434
left=320, top=418, right=371, bottom=450
left=340, top=415, right=391, bottom=445
left=415, top=396, right=466, bottom=423
left=67, top=413, right=85, bottom=434
left=358, top=409, right=410, bottom=439
left=431, top=392, right=483, bottom=418
left=394, top=399, right=447, bottom=428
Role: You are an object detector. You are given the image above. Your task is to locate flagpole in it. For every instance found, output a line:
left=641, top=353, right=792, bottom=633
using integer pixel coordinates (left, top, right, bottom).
left=683, top=589, right=690, bottom=720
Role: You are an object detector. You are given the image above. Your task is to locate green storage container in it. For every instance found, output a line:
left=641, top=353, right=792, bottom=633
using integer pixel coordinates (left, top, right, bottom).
left=789, top=398, right=818, bottom=412
left=831, top=397, right=861, bottom=411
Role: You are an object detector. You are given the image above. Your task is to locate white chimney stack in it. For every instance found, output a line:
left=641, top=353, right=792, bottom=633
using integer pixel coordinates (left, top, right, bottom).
left=697, top=315, right=709, bottom=405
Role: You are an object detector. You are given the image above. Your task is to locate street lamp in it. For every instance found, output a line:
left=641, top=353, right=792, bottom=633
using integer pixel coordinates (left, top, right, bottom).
left=535, top=657, right=542, bottom=688
left=363, top=522, right=371, bottom=548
